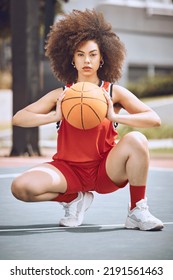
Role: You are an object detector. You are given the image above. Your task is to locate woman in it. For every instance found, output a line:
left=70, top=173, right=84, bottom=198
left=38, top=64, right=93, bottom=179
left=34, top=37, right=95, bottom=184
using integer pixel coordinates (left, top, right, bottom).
left=11, top=9, right=163, bottom=231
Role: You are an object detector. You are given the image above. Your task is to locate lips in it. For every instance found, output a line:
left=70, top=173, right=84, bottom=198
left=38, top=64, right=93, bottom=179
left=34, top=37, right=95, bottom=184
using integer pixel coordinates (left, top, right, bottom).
left=83, top=66, right=92, bottom=70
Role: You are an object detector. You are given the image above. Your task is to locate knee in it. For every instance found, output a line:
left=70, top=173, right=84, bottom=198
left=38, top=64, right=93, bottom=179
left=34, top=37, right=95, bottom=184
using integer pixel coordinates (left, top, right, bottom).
left=11, top=176, right=31, bottom=202
left=123, top=131, right=149, bottom=155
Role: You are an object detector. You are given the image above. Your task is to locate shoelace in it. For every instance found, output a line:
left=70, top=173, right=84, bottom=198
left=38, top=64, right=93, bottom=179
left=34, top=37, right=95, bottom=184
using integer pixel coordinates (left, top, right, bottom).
left=62, top=203, right=78, bottom=218
left=140, top=205, right=149, bottom=211
left=140, top=205, right=156, bottom=219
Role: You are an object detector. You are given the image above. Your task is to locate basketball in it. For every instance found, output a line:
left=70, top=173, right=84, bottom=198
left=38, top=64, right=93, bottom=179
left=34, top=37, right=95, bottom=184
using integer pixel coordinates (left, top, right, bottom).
left=61, top=82, right=107, bottom=129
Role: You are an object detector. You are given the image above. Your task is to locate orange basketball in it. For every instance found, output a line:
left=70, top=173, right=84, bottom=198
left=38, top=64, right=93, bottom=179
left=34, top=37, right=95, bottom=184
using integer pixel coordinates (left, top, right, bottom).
left=62, top=82, right=107, bottom=129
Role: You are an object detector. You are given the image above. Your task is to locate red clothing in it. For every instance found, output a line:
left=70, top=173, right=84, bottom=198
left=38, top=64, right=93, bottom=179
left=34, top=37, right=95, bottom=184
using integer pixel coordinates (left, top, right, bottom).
left=49, top=81, right=128, bottom=200
left=52, top=81, right=118, bottom=162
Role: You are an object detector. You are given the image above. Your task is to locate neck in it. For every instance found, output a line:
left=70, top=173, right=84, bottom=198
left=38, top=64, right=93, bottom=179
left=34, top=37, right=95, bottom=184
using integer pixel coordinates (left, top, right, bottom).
left=76, top=76, right=100, bottom=86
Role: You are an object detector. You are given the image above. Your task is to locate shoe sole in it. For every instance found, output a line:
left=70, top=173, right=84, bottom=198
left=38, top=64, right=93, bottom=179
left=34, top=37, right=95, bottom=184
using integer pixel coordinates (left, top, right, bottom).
left=125, top=217, right=164, bottom=231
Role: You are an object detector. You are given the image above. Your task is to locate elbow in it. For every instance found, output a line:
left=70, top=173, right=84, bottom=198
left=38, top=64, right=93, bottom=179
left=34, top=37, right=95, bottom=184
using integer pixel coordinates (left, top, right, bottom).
left=153, top=114, right=161, bottom=127
left=12, top=111, right=22, bottom=126
left=12, top=114, right=18, bottom=126
left=148, top=110, right=161, bottom=127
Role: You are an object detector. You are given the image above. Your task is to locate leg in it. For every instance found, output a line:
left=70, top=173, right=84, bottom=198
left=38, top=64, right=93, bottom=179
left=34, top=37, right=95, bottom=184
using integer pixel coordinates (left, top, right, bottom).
left=106, top=131, right=163, bottom=231
left=106, top=131, right=148, bottom=209
left=11, top=163, right=68, bottom=202
left=106, top=131, right=149, bottom=187
left=11, top=162, right=93, bottom=227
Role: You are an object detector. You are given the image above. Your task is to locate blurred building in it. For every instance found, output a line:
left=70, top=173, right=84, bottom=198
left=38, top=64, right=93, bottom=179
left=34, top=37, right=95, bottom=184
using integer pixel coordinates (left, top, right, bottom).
left=63, top=0, right=173, bottom=85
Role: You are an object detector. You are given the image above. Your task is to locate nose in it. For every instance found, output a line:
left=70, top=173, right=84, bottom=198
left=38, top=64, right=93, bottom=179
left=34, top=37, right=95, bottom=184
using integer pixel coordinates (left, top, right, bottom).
left=84, top=55, right=90, bottom=63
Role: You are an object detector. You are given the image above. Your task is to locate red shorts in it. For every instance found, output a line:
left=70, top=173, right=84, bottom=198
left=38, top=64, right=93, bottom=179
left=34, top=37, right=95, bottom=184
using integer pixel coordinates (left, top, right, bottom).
left=49, top=153, right=128, bottom=195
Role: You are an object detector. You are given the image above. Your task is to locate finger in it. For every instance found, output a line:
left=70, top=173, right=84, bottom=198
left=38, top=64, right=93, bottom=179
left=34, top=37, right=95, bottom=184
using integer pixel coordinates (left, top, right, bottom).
left=57, top=92, right=65, bottom=103
left=103, top=91, right=111, bottom=103
left=102, top=87, right=108, bottom=93
left=102, top=88, right=109, bottom=98
left=103, top=92, right=109, bottom=99
left=102, top=89, right=110, bottom=98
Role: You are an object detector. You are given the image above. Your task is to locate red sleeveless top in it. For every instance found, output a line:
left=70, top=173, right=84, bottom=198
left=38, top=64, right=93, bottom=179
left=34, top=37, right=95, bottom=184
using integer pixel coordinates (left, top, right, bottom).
left=53, top=81, right=118, bottom=162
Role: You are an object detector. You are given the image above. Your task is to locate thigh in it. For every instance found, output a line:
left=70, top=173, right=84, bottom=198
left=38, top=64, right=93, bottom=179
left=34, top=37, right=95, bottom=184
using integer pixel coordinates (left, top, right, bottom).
left=105, top=138, right=130, bottom=186
left=49, top=160, right=84, bottom=194
left=14, top=162, right=68, bottom=195
left=105, top=131, right=149, bottom=185
left=96, top=151, right=128, bottom=193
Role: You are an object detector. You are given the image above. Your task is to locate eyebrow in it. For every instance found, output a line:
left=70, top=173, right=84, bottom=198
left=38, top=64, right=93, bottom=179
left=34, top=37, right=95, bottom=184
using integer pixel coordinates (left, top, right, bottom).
left=76, top=49, right=98, bottom=53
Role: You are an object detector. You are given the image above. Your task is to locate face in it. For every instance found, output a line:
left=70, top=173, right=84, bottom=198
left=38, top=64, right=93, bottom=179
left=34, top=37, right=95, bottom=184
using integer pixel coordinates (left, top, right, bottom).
left=73, top=40, right=102, bottom=79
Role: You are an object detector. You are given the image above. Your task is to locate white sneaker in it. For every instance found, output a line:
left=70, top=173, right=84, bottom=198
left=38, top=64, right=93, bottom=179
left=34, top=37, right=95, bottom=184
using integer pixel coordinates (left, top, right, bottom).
left=125, top=198, right=164, bottom=231
left=59, top=192, right=94, bottom=227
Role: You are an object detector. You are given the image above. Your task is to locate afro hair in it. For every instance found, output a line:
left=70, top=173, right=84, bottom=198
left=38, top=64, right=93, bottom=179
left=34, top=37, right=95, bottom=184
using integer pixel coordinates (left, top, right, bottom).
left=45, top=9, right=126, bottom=84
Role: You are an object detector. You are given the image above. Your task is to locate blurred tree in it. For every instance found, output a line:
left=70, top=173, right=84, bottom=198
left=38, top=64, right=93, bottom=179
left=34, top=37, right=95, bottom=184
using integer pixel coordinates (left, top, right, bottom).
left=10, top=0, right=41, bottom=156
left=0, top=0, right=10, bottom=38
left=0, top=0, right=69, bottom=156
left=0, top=0, right=11, bottom=71
left=0, top=0, right=69, bottom=39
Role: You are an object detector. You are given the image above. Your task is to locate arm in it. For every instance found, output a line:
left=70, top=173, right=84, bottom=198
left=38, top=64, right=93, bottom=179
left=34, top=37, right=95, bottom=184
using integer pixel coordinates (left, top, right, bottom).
left=12, top=88, right=65, bottom=127
left=105, top=85, right=161, bottom=128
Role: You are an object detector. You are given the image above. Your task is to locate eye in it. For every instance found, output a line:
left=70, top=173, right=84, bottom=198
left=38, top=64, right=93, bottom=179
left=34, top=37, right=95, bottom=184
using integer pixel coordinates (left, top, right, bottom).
left=77, top=53, right=84, bottom=57
left=90, top=53, right=97, bottom=57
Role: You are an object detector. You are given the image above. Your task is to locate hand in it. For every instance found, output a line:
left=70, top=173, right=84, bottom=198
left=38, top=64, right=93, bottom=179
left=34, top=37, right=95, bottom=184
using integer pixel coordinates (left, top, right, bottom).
left=55, top=89, right=66, bottom=122
left=103, top=89, right=117, bottom=122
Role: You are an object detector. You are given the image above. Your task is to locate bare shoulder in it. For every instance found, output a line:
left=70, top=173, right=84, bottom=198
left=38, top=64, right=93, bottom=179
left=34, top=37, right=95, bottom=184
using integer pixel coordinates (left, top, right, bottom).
left=25, top=87, right=64, bottom=113
left=111, top=85, right=132, bottom=109
left=36, top=87, right=64, bottom=105
left=112, top=84, right=150, bottom=113
left=112, top=85, right=133, bottom=101
left=45, top=87, right=64, bottom=101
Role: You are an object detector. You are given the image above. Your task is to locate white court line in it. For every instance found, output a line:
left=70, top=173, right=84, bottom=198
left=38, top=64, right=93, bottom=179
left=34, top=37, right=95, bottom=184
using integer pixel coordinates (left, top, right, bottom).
left=150, top=167, right=173, bottom=172
left=0, top=173, right=20, bottom=179
left=0, top=222, right=172, bottom=233
left=0, top=223, right=124, bottom=233
left=0, top=166, right=173, bottom=180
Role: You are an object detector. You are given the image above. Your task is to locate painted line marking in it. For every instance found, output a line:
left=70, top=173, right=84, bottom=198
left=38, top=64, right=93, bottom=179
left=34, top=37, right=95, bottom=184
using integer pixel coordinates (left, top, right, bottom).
left=0, top=222, right=172, bottom=233
left=0, top=165, right=173, bottom=180
left=0, top=223, right=124, bottom=233
left=0, top=173, right=20, bottom=179
left=150, top=167, right=173, bottom=172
